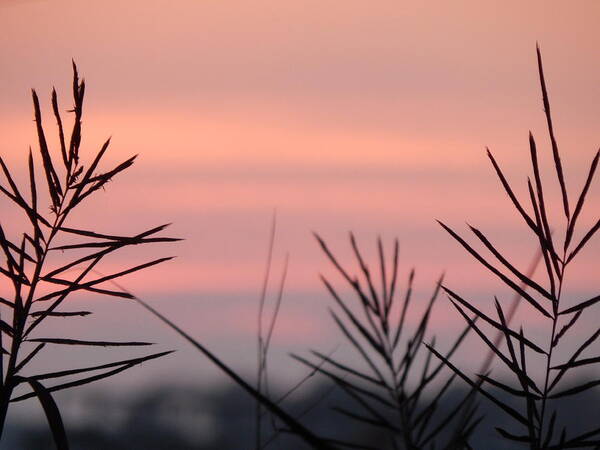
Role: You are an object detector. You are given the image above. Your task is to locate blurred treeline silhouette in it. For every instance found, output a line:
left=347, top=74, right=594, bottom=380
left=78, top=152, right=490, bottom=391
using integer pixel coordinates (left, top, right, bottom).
left=4, top=380, right=600, bottom=450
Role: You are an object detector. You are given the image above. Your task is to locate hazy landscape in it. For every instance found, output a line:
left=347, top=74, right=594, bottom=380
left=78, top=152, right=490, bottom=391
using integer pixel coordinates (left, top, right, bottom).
left=0, top=1, right=599, bottom=448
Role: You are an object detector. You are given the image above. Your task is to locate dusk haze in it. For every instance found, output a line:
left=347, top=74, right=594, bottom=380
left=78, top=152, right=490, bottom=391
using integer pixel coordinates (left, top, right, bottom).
left=0, top=1, right=598, bottom=448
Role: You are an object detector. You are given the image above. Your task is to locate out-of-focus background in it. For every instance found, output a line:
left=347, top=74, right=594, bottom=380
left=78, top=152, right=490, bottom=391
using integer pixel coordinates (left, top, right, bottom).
left=0, top=0, right=598, bottom=447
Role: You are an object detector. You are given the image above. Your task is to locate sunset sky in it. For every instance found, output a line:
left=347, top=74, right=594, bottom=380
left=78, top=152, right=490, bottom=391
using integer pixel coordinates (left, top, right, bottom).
left=0, top=0, right=598, bottom=408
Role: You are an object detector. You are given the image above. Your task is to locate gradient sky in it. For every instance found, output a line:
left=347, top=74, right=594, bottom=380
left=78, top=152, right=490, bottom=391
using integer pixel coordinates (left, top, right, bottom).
left=0, top=0, right=599, bottom=405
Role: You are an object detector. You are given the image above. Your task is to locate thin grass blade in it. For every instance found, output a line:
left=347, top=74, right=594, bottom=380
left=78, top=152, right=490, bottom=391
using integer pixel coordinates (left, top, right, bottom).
left=443, top=286, right=546, bottom=354
left=567, top=218, right=600, bottom=263
left=17, top=378, right=69, bottom=450
left=537, top=44, right=570, bottom=219
left=559, top=294, right=600, bottom=316
left=426, top=345, right=529, bottom=426
left=565, top=149, right=599, bottom=252
left=29, top=351, right=174, bottom=381
left=31, top=89, right=62, bottom=206
left=438, top=221, right=551, bottom=318
left=28, top=338, right=153, bottom=347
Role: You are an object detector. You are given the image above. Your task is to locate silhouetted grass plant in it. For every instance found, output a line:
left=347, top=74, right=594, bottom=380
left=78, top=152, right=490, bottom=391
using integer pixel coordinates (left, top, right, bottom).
left=0, top=63, right=177, bottom=449
left=293, top=233, right=480, bottom=449
left=431, top=46, right=600, bottom=449
left=255, top=212, right=290, bottom=448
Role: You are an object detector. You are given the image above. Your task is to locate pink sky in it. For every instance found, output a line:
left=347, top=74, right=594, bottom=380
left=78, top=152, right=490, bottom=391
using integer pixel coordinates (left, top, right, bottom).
left=0, top=0, right=598, bottom=391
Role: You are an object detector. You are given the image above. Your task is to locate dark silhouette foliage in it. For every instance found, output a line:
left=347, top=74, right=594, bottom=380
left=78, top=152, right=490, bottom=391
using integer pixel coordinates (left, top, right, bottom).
left=433, top=45, right=600, bottom=449
left=0, top=63, right=177, bottom=449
